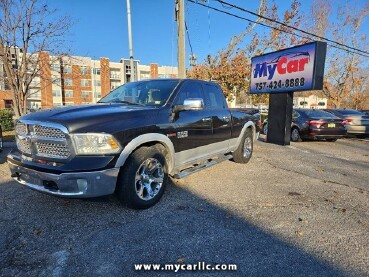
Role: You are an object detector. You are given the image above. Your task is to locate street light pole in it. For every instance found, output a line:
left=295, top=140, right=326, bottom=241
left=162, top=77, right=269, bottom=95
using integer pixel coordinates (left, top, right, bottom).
left=126, top=0, right=135, bottom=82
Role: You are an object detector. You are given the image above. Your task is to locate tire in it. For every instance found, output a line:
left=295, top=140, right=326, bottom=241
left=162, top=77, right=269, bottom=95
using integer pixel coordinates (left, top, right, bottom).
left=262, top=123, right=268, bottom=135
left=116, top=145, right=167, bottom=209
left=326, top=138, right=337, bottom=142
left=233, top=128, right=253, bottom=164
left=291, top=127, right=302, bottom=142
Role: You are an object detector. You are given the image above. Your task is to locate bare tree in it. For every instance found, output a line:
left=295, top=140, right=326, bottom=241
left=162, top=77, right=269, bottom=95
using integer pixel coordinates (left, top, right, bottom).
left=0, top=0, right=71, bottom=117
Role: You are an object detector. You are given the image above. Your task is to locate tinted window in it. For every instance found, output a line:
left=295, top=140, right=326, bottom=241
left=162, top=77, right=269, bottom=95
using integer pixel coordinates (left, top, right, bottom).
left=203, top=84, right=227, bottom=109
left=335, top=109, right=365, bottom=116
left=175, top=82, right=203, bottom=105
left=301, top=109, right=337, bottom=118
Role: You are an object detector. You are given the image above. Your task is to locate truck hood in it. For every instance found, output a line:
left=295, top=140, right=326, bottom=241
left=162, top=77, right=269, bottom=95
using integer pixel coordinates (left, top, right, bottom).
left=20, top=104, right=158, bottom=133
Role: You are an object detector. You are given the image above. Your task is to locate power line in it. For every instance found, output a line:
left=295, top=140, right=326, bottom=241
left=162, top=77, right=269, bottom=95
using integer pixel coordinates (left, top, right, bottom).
left=187, top=0, right=369, bottom=58
left=214, top=0, right=369, bottom=56
left=185, top=21, right=194, bottom=55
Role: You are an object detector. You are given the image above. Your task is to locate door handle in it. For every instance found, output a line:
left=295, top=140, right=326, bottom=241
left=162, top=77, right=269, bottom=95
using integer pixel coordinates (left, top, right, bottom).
left=202, top=117, right=212, bottom=122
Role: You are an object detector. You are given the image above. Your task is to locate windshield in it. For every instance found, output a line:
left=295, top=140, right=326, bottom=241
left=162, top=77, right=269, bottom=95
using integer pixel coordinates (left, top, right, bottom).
left=299, top=109, right=337, bottom=118
left=98, top=79, right=180, bottom=106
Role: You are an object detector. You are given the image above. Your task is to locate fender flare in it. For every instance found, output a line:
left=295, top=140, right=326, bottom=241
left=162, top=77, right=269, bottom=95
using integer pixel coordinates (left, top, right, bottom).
left=115, top=133, right=175, bottom=174
left=233, top=121, right=256, bottom=151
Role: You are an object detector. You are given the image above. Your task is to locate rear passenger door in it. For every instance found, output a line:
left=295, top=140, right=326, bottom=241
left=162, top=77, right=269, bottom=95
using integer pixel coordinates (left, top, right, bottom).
left=202, top=83, right=232, bottom=150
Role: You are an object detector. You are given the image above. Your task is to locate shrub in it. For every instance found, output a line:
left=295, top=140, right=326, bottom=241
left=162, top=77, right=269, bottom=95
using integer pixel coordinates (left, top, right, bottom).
left=0, top=109, right=15, bottom=131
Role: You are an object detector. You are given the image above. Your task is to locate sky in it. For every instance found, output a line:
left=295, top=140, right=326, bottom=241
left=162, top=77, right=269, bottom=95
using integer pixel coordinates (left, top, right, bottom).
left=57, top=0, right=369, bottom=67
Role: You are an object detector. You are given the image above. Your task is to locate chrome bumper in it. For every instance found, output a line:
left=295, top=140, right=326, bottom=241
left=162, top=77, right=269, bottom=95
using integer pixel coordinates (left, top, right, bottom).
left=8, top=161, right=119, bottom=197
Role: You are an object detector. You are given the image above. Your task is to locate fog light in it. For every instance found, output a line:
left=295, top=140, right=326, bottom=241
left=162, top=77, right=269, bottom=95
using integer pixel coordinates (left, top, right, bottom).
left=77, top=179, right=88, bottom=192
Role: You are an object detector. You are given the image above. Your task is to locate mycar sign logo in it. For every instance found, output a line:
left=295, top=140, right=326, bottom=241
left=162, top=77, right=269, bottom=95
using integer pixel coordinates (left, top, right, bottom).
left=250, top=41, right=327, bottom=94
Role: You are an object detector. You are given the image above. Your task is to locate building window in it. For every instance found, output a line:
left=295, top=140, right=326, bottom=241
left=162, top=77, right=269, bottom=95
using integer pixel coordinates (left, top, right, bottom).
left=63, top=66, right=72, bottom=74
left=52, top=77, right=61, bottom=86
left=64, top=78, right=73, bottom=86
left=29, top=89, right=41, bottom=99
left=158, top=74, right=168, bottom=79
left=65, top=90, right=73, bottom=98
left=81, top=79, right=90, bottom=87
left=110, top=71, right=120, bottom=79
left=80, top=66, right=88, bottom=75
left=81, top=91, right=90, bottom=98
left=94, top=92, right=102, bottom=98
left=53, top=102, right=62, bottom=107
left=93, top=68, right=100, bottom=75
left=140, top=71, right=150, bottom=80
left=50, top=64, right=60, bottom=72
left=52, top=90, right=61, bottom=97
left=94, top=80, right=101, bottom=87
left=65, top=102, right=74, bottom=106
left=4, top=100, right=13, bottom=109
left=81, top=102, right=90, bottom=105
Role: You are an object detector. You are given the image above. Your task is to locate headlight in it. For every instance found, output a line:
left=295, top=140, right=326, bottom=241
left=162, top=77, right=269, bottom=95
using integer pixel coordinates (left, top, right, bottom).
left=71, top=133, right=121, bottom=155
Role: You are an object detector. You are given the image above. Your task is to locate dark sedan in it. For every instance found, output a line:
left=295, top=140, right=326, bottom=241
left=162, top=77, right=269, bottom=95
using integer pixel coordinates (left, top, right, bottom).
left=263, top=109, right=347, bottom=142
left=325, top=109, right=369, bottom=138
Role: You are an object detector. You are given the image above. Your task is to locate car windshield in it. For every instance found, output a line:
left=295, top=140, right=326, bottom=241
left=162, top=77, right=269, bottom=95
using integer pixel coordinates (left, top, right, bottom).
left=335, top=109, right=365, bottom=116
left=300, top=109, right=336, bottom=118
left=98, top=79, right=180, bottom=106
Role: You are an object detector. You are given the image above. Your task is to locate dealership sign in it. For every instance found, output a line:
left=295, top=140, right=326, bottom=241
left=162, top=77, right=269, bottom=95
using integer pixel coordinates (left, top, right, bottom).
left=250, top=41, right=327, bottom=94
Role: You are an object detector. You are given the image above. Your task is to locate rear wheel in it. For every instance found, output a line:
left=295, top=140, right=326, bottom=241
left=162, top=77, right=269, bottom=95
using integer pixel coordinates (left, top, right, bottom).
left=291, top=127, right=302, bottom=142
left=233, top=128, right=253, bottom=164
left=116, top=145, right=167, bottom=209
left=262, top=123, right=268, bottom=135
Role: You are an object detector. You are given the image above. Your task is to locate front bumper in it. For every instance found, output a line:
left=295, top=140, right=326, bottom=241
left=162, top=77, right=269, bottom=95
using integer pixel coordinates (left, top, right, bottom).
left=8, top=161, right=119, bottom=197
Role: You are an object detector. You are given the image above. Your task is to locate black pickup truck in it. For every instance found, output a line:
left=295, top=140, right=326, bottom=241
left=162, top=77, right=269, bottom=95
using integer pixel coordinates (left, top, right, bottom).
left=8, top=79, right=260, bottom=208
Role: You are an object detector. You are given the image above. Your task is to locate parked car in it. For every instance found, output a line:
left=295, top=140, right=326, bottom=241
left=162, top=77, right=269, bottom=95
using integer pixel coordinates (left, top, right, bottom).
left=262, top=109, right=347, bottom=142
left=324, top=109, right=369, bottom=138
left=361, top=110, right=369, bottom=115
left=0, top=124, right=3, bottom=153
left=7, top=79, right=260, bottom=209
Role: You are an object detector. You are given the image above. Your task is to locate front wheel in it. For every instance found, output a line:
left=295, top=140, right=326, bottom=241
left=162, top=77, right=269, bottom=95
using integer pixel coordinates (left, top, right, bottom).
left=233, top=128, right=253, bottom=164
left=116, top=146, right=167, bottom=209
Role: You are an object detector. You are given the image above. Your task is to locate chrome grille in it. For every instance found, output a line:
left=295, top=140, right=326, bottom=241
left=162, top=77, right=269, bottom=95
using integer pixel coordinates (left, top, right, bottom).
left=15, top=121, right=71, bottom=160
left=16, top=137, right=32, bottom=154
left=34, top=125, right=66, bottom=139
left=35, top=142, right=70, bottom=159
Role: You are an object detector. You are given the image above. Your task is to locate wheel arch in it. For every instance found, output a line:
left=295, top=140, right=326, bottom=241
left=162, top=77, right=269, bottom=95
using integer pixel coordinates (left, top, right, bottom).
left=115, top=133, right=175, bottom=174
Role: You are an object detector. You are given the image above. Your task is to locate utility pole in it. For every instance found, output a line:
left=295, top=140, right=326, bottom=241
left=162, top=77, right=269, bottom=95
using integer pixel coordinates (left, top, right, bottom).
left=126, top=0, right=135, bottom=81
left=176, top=0, right=186, bottom=78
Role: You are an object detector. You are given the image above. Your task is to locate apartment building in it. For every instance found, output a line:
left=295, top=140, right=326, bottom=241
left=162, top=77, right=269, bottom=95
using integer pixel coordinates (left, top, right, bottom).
left=0, top=52, right=178, bottom=110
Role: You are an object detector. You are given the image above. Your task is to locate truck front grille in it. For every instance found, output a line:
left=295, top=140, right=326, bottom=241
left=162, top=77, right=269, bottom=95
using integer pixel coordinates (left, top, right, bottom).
left=15, top=121, right=71, bottom=160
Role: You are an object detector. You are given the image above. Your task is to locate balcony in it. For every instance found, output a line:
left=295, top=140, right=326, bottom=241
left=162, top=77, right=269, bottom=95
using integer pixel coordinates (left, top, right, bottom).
left=110, top=74, right=121, bottom=80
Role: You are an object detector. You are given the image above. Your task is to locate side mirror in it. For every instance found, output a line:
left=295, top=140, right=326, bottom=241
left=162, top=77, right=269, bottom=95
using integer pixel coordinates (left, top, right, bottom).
left=173, top=98, right=204, bottom=113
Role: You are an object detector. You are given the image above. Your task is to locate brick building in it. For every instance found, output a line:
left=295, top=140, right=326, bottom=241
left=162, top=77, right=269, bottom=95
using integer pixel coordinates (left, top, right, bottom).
left=0, top=52, right=178, bottom=110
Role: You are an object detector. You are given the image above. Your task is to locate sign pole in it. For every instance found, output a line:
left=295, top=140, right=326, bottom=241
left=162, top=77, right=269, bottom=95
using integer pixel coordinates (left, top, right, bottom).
left=267, top=92, right=294, bottom=145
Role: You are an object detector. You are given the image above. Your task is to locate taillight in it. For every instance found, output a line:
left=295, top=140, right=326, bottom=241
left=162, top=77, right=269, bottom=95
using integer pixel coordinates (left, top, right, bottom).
left=340, top=120, right=347, bottom=126
left=306, top=120, right=322, bottom=128
left=345, top=118, right=353, bottom=124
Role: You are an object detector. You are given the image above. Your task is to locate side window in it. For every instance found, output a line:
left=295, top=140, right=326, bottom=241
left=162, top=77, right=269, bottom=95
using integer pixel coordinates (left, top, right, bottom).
left=175, top=82, right=203, bottom=105
left=203, top=84, right=227, bottom=109
left=292, top=110, right=300, bottom=119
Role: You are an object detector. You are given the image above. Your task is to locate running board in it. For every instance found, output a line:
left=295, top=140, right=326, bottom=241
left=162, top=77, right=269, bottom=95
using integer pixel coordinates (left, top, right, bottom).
left=172, top=154, right=233, bottom=179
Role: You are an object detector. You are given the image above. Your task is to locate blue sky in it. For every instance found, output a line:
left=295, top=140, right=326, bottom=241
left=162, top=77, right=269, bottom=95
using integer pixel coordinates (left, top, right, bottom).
left=58, top=0, right=369, bottom=67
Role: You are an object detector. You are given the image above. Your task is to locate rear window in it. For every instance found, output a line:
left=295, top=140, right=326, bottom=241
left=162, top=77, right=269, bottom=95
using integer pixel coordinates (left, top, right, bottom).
left=336, top=109, right=365, bottom=116
left=300, top=109, right=337, bottom=118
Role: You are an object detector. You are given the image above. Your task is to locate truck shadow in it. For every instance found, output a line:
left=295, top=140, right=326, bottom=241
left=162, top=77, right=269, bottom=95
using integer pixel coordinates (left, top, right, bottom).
left=0, top=177, right=351, bottom=276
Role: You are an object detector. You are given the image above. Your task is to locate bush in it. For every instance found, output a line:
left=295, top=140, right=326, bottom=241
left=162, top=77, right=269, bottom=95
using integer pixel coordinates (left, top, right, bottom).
left=0, top=109, right=15, bottom=131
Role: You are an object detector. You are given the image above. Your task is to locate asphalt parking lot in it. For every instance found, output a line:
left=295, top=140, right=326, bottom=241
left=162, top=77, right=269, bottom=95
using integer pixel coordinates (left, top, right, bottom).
left=0, top=137, right=368, bottom=276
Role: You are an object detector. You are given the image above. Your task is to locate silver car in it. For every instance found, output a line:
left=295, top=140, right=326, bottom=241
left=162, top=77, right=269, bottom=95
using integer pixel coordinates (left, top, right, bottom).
left=325, top=109, right=369, bottom=138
